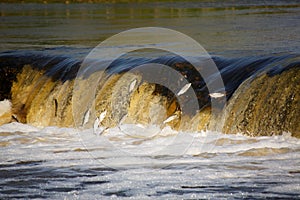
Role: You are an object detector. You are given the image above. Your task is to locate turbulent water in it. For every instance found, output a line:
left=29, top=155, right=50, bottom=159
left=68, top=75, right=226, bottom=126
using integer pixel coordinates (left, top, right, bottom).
left=1, top=0, right=300, bottom=199
left=1, top=122, right=300, bottom=199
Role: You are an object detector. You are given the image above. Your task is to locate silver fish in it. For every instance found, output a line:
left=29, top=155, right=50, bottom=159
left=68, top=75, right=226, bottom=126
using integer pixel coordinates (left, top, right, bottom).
left=209, top=92, right=226, bottom=98
left=129, top=79, right=137, bottom=92
left=177, top=83, right=192, bottom=96
left=93, top=110, right=107, bottom=133
left=163, top=114, right=178, bottom=124
left=99, top=110, right=107, bottom=123
left=82, top=109, right=90, bottom=125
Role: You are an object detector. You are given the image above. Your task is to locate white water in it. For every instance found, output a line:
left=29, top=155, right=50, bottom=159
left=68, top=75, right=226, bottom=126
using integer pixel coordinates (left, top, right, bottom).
left=0, top=99, right=11, bottom=116
left=1, top=122, right=299, bottom=199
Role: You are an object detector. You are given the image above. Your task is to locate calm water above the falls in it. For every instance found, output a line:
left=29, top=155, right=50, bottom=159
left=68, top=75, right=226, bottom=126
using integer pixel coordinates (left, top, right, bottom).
left=0, top=1, right=300, bottom=199
left=1, top=1, right=300, bottom=56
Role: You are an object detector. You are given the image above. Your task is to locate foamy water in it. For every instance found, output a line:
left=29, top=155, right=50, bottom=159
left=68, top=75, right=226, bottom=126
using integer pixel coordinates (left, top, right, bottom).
left=1, top=122, right=299, bottom=199
left=0, top=100, right=11, bottom=116
left=1, top=1, right=300, bottom=198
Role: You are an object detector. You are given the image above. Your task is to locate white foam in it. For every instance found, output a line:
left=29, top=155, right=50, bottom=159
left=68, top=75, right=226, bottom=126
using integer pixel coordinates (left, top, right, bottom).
left=1, top=122, right=299, bottom=167
left=0, top=122, right=40, bottom=133
left=1, top=122, right=299, bottom=199
left=0, top=99, right=11, bottom=116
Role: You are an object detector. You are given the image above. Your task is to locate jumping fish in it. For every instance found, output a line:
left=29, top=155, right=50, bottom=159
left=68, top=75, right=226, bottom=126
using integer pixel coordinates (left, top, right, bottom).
left=209, top=92, right=226, bottom=98
left=82, top=109, right=90, bottom=126
left=93, top=117, right=100, bottom=132
left=163, top=114, right=178, bottom=124
left=177, top=83, right=192, bottom=96
left=129, top=79, right=137, bottom=92
left=93, top=110, right=107, bottom=134
left=99, top=110, right=107, bottom=122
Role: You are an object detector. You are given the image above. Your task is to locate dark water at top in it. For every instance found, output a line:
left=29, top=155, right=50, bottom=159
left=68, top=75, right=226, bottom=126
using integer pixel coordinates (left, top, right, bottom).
left=1, top=0, right=300, bottom=57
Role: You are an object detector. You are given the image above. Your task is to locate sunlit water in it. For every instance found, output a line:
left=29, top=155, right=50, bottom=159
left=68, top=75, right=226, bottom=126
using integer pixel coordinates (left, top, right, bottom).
left=1, top=1, right=300, bottom=56
left=1, top=1, right=300, bottom=199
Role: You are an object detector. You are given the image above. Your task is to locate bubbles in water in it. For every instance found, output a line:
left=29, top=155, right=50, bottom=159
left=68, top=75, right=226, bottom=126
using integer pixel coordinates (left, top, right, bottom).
left=72, top=27, right=226, bottom=168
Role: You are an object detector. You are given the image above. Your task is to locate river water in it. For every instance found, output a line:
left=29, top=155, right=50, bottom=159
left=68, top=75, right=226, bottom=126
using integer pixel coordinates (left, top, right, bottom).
left=0, top=1, right=300, bottom=199
left=0, top=123, right=300, bottom=199
left=1, top=1, right=300, bottom=56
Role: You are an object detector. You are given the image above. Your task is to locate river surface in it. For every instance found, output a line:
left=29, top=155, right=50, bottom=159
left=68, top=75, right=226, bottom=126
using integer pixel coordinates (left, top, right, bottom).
left=1, top=123, right=300, bottom=199
left=1, top=1, right=300, bottom=56
left=0, top=1, right=300, bottom=199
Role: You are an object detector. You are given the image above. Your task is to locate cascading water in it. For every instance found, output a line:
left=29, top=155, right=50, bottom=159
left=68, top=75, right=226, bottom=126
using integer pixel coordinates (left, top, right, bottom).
left=1, top=1, right=300, bottom=198
left=0, top=50, right=299, bottom=137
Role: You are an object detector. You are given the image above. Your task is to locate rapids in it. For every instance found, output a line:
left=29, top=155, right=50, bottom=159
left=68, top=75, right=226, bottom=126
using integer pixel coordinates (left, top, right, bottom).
left=0, top=50, right=299, bottom=137
left=1, top=1, right=300, bottom=198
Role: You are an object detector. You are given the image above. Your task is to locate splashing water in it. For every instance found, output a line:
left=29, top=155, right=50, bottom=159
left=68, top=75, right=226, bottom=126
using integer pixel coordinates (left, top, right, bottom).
left=0, top=1, right=300, bottom=198
left=1, top=122, right=299, bottom=199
